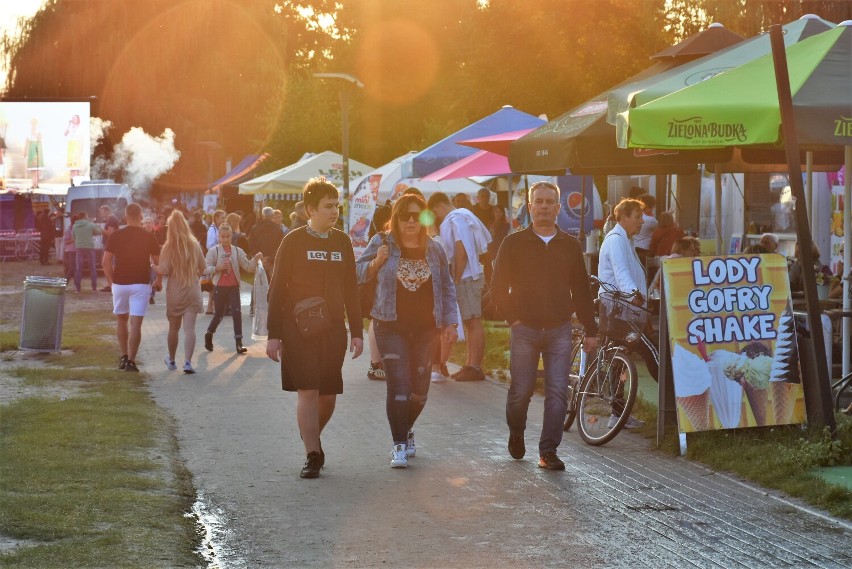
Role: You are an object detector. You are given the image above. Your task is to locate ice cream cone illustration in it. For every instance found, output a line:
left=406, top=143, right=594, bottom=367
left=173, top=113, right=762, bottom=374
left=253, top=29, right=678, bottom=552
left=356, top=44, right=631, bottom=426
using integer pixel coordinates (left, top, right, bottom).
left=768, top=312, right=800, bottom=425
left=771, top=381, right=797, bottom=424
left=741, top=381, right=768, bottom=426
left=672, top=344, right=712, bottom=431
left=678, top=389, right=711, bottom=430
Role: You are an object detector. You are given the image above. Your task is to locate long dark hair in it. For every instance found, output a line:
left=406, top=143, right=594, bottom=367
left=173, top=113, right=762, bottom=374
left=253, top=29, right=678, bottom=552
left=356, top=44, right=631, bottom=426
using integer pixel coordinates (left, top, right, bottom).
left=389, top=193, right=428, bottom=249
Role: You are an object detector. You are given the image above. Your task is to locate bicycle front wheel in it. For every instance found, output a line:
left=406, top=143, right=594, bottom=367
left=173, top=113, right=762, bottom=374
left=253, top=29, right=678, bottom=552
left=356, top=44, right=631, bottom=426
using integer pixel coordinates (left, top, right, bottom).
left=577, top=349, right=638, bottom=446
left=563, top=338, right=584, bottom=432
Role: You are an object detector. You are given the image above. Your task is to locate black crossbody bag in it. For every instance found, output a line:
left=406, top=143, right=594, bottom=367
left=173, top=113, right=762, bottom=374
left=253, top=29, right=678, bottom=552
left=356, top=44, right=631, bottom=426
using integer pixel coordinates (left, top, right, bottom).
left=293, top=243, right=333, bottom=339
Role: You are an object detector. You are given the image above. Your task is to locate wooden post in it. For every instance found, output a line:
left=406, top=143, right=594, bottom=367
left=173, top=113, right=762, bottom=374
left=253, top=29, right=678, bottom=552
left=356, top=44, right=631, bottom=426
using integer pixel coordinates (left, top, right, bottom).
left=769, top=25, right=835, bottom=431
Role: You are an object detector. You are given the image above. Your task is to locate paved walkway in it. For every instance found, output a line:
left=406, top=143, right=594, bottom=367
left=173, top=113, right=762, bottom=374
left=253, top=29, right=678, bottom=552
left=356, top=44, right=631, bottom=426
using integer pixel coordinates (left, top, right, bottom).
left=138, top=296, right=852, bottom=568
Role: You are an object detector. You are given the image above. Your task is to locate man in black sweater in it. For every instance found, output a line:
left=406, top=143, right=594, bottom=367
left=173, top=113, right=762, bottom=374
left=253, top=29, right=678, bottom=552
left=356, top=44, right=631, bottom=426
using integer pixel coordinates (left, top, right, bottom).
left=266, top=178, right=363, bottom=480
left=491, top=181, right=598, bottom=471
left=249, top=206, right=285, bottom=278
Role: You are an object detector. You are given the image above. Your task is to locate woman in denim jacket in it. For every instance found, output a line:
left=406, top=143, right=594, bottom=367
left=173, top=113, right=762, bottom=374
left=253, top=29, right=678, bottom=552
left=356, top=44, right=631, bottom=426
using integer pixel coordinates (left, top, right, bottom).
left=357, top=193, right=458, bottom=469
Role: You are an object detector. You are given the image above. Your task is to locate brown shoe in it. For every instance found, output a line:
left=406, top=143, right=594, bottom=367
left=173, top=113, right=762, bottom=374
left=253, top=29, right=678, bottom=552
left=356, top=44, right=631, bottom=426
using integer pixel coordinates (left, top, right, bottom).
left=454, top=367, right=485, bottom=381
left=538, top=452, right=565, bottom=471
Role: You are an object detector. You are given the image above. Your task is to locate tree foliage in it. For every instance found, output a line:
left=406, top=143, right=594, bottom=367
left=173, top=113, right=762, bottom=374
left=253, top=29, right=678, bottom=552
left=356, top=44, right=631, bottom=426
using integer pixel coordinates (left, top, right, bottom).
left=665, top=0, right=851, bottom=38
left=3, top=0, right=849, bottom=193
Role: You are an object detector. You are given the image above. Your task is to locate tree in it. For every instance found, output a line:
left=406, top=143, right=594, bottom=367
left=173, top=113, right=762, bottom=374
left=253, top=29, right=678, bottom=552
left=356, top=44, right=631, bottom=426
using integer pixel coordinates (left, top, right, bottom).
left=2, top=0, right=339, bottom=191
left=665, top=0, right=852, bottom=38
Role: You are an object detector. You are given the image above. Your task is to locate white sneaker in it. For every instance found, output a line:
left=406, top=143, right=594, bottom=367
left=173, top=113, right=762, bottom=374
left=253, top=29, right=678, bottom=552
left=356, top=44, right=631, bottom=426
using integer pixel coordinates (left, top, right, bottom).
left=607, top=414, right=645, bottom=429
left=183, top=361, right=196, bottom=375
left=406, top=431, right=416, bottom=457
left=163, top=356, right=177, bottom=371
left=623, top=416, right=645, bottom=429
left=430, top=371, right=447, bottom=383
left=390, top=444, right=408, bottom=468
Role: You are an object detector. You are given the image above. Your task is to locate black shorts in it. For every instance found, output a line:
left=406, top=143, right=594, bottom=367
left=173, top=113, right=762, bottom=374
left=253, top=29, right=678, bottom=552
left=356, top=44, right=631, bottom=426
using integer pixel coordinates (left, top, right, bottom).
left=280, top=317, right=348, bottom=395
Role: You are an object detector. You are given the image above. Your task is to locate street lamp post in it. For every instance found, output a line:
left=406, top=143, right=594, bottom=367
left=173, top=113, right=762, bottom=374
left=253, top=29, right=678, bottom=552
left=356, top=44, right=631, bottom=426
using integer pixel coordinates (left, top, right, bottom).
left=313, top=72, right=364, bottom=233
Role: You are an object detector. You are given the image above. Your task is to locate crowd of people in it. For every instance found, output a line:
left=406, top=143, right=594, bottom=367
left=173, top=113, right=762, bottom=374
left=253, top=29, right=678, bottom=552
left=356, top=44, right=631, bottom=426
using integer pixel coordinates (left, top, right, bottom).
left=28, top=175, right=849, bottom=479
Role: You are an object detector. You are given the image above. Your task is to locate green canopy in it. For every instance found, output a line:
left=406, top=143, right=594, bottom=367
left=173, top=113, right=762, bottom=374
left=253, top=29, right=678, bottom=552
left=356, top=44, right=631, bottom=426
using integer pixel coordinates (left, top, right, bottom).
left=508, top=24, right=744, bottom=175
left=621, top=22, right=852, bottom=149
left=608, top=14, right=835, bottom=142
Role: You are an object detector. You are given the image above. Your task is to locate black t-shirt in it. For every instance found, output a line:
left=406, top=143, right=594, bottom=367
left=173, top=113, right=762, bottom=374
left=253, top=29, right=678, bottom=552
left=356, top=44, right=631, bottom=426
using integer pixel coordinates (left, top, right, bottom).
left=395, top=246, right=433, bottom=331
left=267, top=227, right=362, bottom=340
left=106, top=226, right=160, bottom=285
left=471, top=204, right=493, bottom=229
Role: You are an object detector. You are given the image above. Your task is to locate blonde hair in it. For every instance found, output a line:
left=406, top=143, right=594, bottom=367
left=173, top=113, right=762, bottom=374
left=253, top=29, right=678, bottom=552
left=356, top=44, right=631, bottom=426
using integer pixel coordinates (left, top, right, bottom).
left=225, top=212, right=241, bottom=233
left=613, top=198, right=644, bottom=221
left=160, top=210, right=202, bottom=287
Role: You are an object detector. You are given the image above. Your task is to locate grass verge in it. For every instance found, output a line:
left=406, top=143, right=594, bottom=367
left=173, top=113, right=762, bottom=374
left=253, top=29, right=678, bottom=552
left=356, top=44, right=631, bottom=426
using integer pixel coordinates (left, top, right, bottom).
left=680, top=415, right=852, bottom=519
left=0, top=306, right=202, bottom=566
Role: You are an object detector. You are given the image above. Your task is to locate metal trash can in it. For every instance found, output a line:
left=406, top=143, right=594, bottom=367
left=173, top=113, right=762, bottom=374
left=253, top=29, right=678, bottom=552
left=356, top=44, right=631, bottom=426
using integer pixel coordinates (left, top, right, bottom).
left=19, top=276, right=67, bottom=352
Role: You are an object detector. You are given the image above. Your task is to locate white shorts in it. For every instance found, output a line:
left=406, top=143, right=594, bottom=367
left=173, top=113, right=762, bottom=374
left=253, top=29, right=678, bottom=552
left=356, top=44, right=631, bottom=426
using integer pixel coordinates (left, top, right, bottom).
left=112, top=283, right=152, bottom=317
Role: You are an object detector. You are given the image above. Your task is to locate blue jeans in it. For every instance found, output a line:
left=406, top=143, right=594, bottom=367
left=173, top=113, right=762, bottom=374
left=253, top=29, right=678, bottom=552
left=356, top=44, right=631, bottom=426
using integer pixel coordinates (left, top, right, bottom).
left=207, top=286, right=242, bottom=339
left=75, top=247, right=98, bottom=291
left=374, top=320, right=439, bottom=444
left=506, top=322, right=573, bottom=455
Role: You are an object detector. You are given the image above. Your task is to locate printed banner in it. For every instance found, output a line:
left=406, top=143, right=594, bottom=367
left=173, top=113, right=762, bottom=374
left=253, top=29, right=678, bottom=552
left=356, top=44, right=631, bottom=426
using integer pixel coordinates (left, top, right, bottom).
left=828, top=170, right=845, bottom=277
left=349, top=174, right=381, bottom=258
left=0, top=101, right=92, bottom=192
left=662, top=254, right=806, bottom=433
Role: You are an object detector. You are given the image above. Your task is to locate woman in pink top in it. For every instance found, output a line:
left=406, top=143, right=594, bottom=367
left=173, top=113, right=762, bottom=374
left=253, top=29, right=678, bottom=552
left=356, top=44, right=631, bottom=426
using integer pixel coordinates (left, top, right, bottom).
left=203, top=223, right=261, bottom=354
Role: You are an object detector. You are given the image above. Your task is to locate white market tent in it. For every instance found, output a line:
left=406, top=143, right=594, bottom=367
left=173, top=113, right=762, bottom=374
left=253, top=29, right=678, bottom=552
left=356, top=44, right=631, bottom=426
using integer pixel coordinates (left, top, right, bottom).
left=374, top=158, right=484, bottom=203
left=238, top=151, right=374, bottom=195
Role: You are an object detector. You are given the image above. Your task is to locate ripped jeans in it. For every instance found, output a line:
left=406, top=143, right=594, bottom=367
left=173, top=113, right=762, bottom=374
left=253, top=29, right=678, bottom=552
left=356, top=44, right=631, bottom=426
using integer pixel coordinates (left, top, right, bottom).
left=374, top=320, right=440, bottom=444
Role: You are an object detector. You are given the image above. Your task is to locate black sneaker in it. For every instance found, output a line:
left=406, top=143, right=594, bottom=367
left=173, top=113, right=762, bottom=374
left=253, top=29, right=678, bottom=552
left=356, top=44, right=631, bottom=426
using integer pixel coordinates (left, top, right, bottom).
left=508, top=433, right=525, bottom=460
left=538, top=452, right=565, bottom=471
left=118, top=355, right=129, bottom=370
left=204, top=332, right=213, bottom=352
left=300, top=451, right=322, bottom=479
left=124, top=360, right=140, bottom=373
left=454, top=366, right=485, bottom=381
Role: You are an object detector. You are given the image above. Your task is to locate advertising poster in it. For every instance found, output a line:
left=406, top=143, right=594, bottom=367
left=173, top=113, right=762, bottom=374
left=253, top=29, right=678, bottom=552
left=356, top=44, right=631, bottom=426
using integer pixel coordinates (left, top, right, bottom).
left=349, top=173, right=381, bottom=257
left=0, top=101, right=92, bottom=192
left=828, top=167, right=845, bottom=276
left=662, top=254, right=806, bottom=433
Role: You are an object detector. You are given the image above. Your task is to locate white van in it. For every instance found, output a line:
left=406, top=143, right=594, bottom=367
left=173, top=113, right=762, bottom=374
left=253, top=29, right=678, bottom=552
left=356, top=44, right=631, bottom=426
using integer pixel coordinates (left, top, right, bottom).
left=64, top=180, right=133, bottom=249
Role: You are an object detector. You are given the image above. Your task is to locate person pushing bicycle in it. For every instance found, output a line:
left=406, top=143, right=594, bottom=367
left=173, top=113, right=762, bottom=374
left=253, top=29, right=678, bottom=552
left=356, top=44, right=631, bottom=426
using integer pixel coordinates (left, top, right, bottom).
left=597, top=197, right=660, bottom=429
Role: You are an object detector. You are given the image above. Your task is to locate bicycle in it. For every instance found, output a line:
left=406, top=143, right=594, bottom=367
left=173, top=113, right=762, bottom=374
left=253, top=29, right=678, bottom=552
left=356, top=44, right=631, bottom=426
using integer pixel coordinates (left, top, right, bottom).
left=563, top=276, right=650, bottom=446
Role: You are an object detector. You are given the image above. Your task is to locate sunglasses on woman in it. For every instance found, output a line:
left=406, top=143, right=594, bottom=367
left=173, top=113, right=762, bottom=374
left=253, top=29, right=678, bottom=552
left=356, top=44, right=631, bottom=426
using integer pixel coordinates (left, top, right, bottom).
left=395, top=211, right=422, bottom=223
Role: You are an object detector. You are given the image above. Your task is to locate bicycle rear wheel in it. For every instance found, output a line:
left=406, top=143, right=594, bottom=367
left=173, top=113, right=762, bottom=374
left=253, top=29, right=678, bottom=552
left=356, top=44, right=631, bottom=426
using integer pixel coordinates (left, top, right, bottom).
left=577, top=349, right=638, bottom=446
left=563, top=338, right=585, bottom=432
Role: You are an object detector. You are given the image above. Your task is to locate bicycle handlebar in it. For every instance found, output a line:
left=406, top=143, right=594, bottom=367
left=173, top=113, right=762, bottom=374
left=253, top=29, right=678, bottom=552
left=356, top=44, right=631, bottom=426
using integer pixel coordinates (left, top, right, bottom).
left=590, top=275, right=642, bottom=301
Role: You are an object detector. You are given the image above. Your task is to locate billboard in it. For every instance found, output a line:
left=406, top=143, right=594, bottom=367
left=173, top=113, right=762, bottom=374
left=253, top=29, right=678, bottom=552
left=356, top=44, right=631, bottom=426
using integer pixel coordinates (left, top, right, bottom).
left=662, top=254, right=806, bottom=433
left=0, top=101, right=92, bottom=192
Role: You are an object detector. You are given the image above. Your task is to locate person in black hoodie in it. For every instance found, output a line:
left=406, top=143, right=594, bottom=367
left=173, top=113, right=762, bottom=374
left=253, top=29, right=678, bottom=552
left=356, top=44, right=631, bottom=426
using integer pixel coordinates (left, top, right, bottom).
left=189, top=211, right=208, bottom=253
left=249, top=206, right=285, bottom=279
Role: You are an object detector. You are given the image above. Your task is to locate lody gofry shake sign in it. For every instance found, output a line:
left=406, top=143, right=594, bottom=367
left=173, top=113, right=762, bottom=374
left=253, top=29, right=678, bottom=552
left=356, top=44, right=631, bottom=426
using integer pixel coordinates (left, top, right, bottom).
left=662, top=254, right=805, bottom=433
left=685, top=257, right=774, bottom=345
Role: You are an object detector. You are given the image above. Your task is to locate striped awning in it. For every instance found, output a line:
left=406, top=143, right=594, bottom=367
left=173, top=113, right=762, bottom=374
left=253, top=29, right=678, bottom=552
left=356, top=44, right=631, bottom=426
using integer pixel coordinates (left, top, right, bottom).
left=210, top=154, right=269, bottom=192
